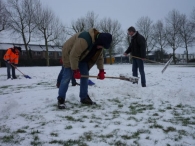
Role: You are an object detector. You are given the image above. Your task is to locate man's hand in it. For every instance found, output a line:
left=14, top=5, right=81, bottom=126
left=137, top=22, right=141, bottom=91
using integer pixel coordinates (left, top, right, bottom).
left=123, top=53, right=128, bottom=56
left=97, top=69, right=106, bottom=80
left=73, top=69, right=81, bottom=79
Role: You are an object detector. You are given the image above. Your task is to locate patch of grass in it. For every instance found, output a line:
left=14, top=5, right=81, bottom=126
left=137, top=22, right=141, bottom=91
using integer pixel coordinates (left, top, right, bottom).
left=118, top=104, right=123, bottom=108
left=65, top=116, right=75, bottom=121
left=49, top=139, right=87, bottom=146
left=153, top=113, right=159, bottom=116
left=65, top=125, right=73, bottom=129
left=149, top=123, right=164, bottom=129
left=31, top=129, right=41, bottom=135
left=127, top=116, right=139, bottom=122
left=147, top=117, right=156, bottom=123
left=0, top=85, right=12, bottom=89
left=15, top=129, right=26, bottom=133
left=178, top=130, right=188, bottom=136
left=163, top=126, right=176, bottom=133
left=2, top=134, right=14, bottom=143
left=158, top=109, right=166, bottom=112
left=128, top=103, right=154, bottom=115
left=50, top=132, right=58, bottom=137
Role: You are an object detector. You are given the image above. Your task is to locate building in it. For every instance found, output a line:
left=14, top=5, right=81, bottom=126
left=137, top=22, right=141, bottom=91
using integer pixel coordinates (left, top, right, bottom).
left=0, top=43, right=62, bottom=67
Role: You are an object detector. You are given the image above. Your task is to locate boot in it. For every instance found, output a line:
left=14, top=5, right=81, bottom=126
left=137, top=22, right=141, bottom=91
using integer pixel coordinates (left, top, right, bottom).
left=80, top=95, right=96, bottom=105
left=72, top=82, right=80, bottom=86
left=57, top=97, right=65, bottom=109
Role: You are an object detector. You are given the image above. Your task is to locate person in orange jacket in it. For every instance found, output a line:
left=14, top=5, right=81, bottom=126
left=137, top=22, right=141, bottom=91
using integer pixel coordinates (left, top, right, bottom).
left=3, top=46, right=22, bottom=79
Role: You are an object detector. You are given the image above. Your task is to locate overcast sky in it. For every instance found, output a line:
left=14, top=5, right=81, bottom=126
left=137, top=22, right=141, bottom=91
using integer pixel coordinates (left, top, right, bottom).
left=41, top=0, right=195, bottom=31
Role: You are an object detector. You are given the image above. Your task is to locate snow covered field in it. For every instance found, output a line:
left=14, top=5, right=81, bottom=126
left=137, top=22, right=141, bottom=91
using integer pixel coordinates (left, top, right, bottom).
left=0, top=64, right=195, bottom=146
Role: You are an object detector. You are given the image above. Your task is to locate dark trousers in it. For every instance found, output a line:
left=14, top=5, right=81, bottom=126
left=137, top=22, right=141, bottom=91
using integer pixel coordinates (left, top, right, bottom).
left=132, top=58, right=146, bottom=85
left=5, top=62, right=16, bottom=79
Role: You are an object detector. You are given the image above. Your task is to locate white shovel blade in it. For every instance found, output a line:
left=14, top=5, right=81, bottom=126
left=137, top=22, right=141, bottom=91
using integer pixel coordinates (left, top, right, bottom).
left=161, top=56, right=173, bottom=74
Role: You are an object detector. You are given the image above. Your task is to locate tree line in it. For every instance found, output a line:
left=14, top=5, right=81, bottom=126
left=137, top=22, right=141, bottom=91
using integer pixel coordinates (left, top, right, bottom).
left=0, top=0, right=195, bottom=65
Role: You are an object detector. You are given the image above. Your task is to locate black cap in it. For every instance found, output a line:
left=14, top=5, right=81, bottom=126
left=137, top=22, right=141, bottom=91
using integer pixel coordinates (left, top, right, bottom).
left=128, top=26, right=136, bottom=32
left=96, top=33, right=112, bottom=49
left=14, top=46, right=22, bottom=52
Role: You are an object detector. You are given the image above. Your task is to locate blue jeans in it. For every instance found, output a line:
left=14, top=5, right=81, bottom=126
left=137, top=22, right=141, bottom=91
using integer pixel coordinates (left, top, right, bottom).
left=132, top=58, right=146, bottom=85
left=5, top=61, right=16, bottom=79
left=58, top=62, right=89, bottom=101
left=57, top=66, right=76, bottom=85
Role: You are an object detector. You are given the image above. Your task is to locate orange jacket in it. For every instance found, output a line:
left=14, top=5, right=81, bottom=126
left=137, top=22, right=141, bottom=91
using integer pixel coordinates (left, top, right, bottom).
left=3, top=48, right=19, bottom=64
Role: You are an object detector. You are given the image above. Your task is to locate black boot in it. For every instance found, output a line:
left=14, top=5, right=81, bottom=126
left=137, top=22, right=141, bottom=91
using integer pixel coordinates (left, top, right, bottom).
left=80, top=95, right=96, bottom=105
left=57, top=97, right=65, bottom=109
left=72, top=82, right=80, bottom=86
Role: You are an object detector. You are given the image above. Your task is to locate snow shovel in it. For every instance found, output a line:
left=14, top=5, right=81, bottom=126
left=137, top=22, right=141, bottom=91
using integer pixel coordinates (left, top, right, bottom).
left=81, top=75, right=139, bottom=83
left=10, top=64, right=31, bottom=79
left=161, top=56, right=173, bottom=74
left=131, top=55, right=173, bottom=73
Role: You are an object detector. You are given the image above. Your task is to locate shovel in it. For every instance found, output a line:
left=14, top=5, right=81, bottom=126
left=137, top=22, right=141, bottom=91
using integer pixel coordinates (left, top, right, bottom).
left=81, top=75, right=139, bottom=83
left=11, top=64, right=31, bottom=79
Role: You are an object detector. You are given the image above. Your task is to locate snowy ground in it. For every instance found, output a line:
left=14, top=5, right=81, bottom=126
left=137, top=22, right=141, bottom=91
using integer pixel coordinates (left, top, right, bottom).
left=0, top=64, right=195, bottom=146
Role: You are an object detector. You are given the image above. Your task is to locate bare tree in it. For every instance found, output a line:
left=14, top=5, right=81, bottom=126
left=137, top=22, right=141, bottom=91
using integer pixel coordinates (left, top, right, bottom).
left=0, top=0, right=8, bottom=32
left=6, top=0, right=40, bottom=60
left=99, top=17, right=124, bottom=64
left=85, top=11, right=99, bottom=30
left=190, top=7, right=195, bottom=28
left=69, top=11, right=99, bottom=35
left=136, top=16, right=153, bottom=56
left=69, top=17, right=86, bottom=35
left=35, top=6, right=66, bottom=66
left=179, top=13, right=195, bottom=62
left=152, top=20, right=167, bottom=61
left=165, top=9, right=182, bottom=64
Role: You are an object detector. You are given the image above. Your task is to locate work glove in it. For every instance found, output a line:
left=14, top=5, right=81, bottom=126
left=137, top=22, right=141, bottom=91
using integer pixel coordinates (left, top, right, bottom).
left=73, top=69, right=81, bottom=79
left=97, top=69, right=106, bottom=80
left=6, top=60, right=10, bottom=64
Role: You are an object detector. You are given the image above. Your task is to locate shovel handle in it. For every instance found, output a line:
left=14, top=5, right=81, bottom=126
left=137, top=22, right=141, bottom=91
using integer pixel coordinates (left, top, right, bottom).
left=81, top=75, right=132, bottom=80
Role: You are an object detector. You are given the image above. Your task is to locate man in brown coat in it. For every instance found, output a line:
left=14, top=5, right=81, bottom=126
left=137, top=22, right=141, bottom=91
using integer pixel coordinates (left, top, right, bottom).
left=58, top=28, right=112, bottom=109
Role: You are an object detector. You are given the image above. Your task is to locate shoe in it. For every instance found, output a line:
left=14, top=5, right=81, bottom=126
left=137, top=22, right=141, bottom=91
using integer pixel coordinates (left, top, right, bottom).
left=142, top=84, right=146, bottom=87
left=80, top=95, right=96, bottom=105
left=57, top=97, right=65, bottom=109
left=13, top=77, right=17, bottom=79
left=72, top=82, right=80, bottom=86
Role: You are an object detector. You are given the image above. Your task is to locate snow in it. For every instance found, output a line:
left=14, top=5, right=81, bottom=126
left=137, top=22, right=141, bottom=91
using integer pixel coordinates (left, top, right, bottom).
left=0, top=64, right=195, bottom=146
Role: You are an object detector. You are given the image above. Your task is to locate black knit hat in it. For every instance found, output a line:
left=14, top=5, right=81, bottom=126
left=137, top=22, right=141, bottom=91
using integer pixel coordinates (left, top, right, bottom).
left=96, top=33, right=112, bottom=49
left=128, top=26, right=136, bottom=32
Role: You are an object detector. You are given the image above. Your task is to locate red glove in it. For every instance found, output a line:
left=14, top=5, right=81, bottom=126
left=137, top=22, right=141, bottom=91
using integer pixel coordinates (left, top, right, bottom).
left=73, top=69, right=81, bottom=79
left=98, top=69, right=106, bottom=80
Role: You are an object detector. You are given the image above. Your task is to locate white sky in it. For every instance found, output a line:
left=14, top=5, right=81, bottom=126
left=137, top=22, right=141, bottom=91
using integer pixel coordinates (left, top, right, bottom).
left=41, top=0, right=195, bottom=31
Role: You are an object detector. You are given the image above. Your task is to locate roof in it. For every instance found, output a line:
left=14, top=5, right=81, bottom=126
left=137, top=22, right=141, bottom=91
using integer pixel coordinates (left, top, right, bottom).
left=0, top=43, right=62, bottom=52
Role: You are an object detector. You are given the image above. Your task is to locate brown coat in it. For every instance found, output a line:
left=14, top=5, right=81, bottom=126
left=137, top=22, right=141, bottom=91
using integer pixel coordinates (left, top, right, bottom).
left=62, top=28, right=104, bottom=70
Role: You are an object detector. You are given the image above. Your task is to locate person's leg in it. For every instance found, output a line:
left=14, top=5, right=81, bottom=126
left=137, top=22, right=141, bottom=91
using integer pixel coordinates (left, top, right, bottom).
left=58, top=67, right=72, bottom=100
left=79, top=62, right=89, bottom=101
left=56, top=66, right=63, bottom=87
left=5, top=62, right=11, bottom=79
left=137, top=59, right=146, bottom=87
left=11, top=65, right=16, bottom=79
left=132, top=58, right=138, bottom=77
